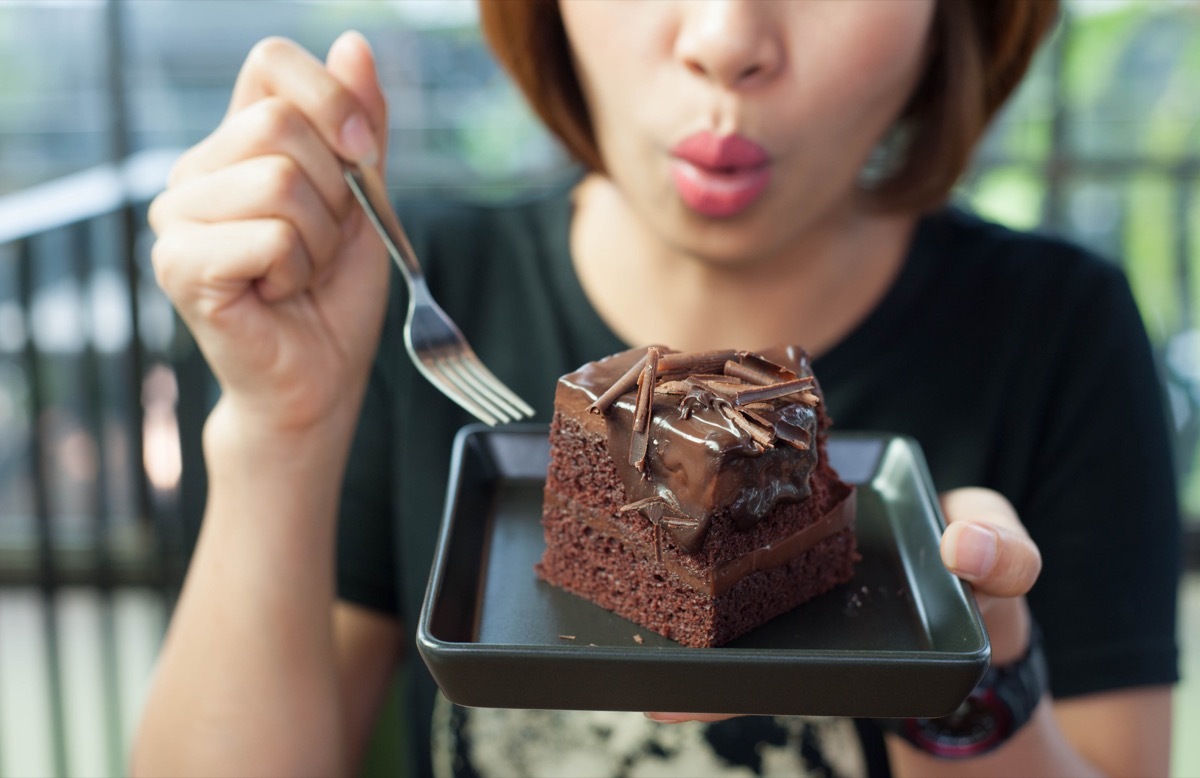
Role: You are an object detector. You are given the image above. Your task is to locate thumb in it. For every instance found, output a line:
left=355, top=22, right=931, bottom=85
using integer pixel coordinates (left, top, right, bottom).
left=326, top=31, right=388, bottom=172
left=939, top=487, right=1042, bottom=599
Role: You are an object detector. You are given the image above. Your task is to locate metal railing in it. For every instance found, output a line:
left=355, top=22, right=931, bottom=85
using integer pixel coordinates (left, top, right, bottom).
left=0, top=149, right=186, bottom=778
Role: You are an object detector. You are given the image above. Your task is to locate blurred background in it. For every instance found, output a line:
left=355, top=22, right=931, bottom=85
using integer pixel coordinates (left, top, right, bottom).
left=0, top=0, right=1196, bottom=776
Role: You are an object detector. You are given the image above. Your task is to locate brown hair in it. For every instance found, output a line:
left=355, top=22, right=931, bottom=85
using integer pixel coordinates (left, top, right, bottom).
left=479, top=0, right=1060, bottom=213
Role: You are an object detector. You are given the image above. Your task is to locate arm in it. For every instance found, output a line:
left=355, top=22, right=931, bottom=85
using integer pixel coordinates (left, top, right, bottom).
left=130, top=32, right=400, bottom=776
left=336, top=603, right=407, bottom=776
left=131, top=431, right=403, bottom=776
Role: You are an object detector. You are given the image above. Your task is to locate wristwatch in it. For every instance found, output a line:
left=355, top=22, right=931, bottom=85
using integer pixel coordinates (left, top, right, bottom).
left=879, top=621, right=1048, bottom=758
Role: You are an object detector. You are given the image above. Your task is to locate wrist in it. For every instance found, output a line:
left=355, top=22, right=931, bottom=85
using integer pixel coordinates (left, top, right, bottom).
left=200, top=396, right=364, bottom=523
left=203, top=395, right=360, bottom=474
left=880, top=620, right=1049, bottom=759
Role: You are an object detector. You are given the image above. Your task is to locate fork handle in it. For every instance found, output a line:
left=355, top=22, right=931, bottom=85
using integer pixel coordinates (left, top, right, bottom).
left=343, top=162, right=423, bottom=285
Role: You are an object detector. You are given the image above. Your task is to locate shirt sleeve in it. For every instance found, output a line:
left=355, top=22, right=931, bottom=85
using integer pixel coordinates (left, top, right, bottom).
left=1021, top=259, right=1181, bottom=698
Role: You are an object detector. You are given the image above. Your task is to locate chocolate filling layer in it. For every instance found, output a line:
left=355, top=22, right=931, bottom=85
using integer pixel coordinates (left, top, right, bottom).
left=545, top=487, right=856, bottom=597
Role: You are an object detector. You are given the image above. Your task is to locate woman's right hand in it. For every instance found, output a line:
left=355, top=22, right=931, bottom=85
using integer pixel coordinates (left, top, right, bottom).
left=149, top=31, right=391, bottom=439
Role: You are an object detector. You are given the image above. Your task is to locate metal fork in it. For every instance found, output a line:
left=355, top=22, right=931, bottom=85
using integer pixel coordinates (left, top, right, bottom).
left=343, top=162, right=536, bottom=426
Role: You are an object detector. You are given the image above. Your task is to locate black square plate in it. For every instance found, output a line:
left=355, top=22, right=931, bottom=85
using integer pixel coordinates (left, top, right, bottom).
left=417, top=425, right=988, bottom=717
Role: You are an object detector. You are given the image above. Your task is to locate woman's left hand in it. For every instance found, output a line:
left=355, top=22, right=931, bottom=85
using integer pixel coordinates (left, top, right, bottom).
left=937, top=487, right=1041, bottom=664
left=646, top=486, right=1042, bottom=723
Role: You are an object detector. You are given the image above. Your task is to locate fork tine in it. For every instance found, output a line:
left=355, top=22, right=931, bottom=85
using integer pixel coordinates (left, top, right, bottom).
left=439, top=355, right=520, bottom=424
left=445, top=353, right=526, bottom=422
left=459, top=351, right=536, bottom=418
left=436, top=354, right=521, bottom=424
left=416, top=357, right=502, bottom=426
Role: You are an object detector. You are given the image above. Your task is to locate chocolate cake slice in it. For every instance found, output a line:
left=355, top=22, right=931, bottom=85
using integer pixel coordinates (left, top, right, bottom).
left=536, top=345, right=857, bottom=648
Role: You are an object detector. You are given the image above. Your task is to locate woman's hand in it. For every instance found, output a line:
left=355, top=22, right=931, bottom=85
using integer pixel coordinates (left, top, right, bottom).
left=938, top=487, right=1041, bottom=664
left=149, top=31, right=390, bottom=438
left=646, top=486, right=1043, bottom=724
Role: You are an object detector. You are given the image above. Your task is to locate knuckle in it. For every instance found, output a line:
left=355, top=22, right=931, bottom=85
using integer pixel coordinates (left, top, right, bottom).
left=309, top=74, right=353, bottom=118
left=261, top=154, right=306, bottom=204
left=165, top=148, right=195, bottom=189
left=1022, top=539, right=1043, bottom=583
left=246, top=36, right=296, bottom=71
left=308, top=80, right=362, bottom=141
left=259, top=218, right=302, bottom=264
left=149, top=234, right=184, bottom=296
left=997, top=538, right=1041, bottom=596
left=251, top=96, right=304, bottom=145
left=146, top=193, right=168, bottom=233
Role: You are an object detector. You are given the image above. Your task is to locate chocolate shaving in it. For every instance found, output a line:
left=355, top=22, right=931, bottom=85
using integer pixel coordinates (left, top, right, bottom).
left=780, top=436, right=810, bottom=451
left=728, top=353, right=799, bottom=385
left=657, top=349, right=738, bottom=375
left=676, top=372, right=740, bottom=384
left=633, top=348, right=659, bottom=433
left=723, top=359, right=771, bottom=386
left=678, top=377, right=734, bottom=419
left=719, top=404, right=776, bottom=448
left=774, top=415, right=813, bottom=450
left=618, top=493, right=682, bottom=515
left=654, top=380, right=692, bottom=396
left=660, top=515, right=702, bottom=531
left=798, top=391, right=820, bottom=407
left=587, top=350, right=649, bottom=415
left=740, top=406, right=776, bottom=430
left=710, top=382, right=747, bottom=397
left=629, top=349, right=659, bottom=475
left=733, top=377, right=815, bottom=406
left=630, top=430, right=650, bottom=475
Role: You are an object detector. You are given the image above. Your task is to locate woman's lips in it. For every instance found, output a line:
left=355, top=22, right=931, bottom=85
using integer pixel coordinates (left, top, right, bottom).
left=670, top=132, right=771, bottom=218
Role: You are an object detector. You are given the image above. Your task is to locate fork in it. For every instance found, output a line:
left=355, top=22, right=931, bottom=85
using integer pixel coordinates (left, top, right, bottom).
left=343, top=162, right=536, bottom=426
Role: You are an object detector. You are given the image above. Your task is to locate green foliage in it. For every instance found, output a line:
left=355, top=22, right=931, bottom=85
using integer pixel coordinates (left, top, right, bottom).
left=1063, top=5, right=1141, bottom=112
left=1123, top=175, right=1179, bottom=344
left=967, top=167, right=1044, bottom=231
left=1144, top=25, right=1200, bottom=159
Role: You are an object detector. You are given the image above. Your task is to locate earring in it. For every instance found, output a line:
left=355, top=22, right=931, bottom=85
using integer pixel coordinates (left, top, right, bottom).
left=858, top=121, right=912, bottom=190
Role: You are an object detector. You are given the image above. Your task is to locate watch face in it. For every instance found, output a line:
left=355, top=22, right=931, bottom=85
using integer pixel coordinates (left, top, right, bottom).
left=904, top=690, right=1013, bottom=758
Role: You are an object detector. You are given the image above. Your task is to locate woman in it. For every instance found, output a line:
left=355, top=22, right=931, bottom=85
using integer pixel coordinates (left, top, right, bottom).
left=133, top=1, right=1179, bottom=776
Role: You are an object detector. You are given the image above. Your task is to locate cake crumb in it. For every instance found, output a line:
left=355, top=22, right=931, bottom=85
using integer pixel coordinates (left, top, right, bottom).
left=633, top=633, right=644, bottom=644
left=558, top=634, right=576, bottom=641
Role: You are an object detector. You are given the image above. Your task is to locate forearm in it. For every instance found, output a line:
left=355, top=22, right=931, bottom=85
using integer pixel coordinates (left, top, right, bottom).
left=131, top=401, right=359, bottom=777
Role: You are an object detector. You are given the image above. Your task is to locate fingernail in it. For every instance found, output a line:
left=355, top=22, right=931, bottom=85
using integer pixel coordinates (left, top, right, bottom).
left=946, top=523, right=998, bottom=580
left=340, top=113, right=377, bottom=168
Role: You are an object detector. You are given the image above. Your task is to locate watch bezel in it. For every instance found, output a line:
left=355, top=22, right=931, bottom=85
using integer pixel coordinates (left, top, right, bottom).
left=901, top=688, right=1013, bottom=758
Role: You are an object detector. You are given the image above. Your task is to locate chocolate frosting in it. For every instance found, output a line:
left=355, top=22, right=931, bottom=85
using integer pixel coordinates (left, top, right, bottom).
left=558, top=346, right=828, bottom=554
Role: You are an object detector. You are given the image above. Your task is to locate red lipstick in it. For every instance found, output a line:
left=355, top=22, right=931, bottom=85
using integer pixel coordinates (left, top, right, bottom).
left=670, top=132, right=771, bottom=218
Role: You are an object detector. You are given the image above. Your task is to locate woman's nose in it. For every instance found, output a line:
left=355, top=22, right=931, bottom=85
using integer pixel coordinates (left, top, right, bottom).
left=673, top=0, right=785, bottom=90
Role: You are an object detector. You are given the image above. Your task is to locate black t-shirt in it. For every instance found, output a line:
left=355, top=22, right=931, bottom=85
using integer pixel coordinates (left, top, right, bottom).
left=337, top=183, right=1180, bottom=777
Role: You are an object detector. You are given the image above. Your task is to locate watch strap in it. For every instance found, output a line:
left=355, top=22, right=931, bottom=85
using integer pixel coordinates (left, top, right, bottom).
left=879, top=620, right=1048, bottom=758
